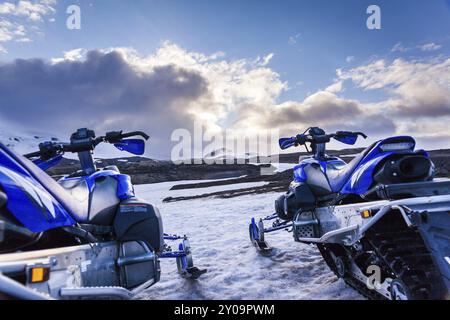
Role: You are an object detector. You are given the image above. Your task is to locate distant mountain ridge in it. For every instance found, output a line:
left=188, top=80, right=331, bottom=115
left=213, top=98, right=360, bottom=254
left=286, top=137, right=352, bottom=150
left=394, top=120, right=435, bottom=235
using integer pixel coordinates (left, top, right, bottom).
left=2, top=130, right=449, bottom=185
left=0, top=127, right=61, bottom=155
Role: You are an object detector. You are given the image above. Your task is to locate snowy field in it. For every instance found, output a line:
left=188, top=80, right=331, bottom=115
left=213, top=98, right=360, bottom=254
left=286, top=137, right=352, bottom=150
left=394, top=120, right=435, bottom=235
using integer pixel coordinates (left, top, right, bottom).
left=134, top=180, right=364, bottom=300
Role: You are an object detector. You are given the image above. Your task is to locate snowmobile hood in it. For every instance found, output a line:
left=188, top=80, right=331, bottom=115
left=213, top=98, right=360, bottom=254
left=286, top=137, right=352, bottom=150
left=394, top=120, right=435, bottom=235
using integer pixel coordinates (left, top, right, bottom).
left=0, top=143, right=75, bottom=232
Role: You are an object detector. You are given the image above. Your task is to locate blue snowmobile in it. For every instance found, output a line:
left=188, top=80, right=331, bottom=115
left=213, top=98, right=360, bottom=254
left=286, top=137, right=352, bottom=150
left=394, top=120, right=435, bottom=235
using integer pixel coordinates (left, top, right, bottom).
left=0, top=128, right=205, bottom=300
left=249, top=127, right=450, bottom=300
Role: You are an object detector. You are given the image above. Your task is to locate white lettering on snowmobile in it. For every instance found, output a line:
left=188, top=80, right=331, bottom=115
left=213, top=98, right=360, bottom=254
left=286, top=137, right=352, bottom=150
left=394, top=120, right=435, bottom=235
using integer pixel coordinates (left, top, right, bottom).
left=445, top=257, right=450, bottom=265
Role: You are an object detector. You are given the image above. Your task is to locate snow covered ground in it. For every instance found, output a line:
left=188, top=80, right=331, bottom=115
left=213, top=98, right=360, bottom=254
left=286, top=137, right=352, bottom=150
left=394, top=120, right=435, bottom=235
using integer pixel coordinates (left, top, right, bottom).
left=134, top=180, right=363, bottom=300
left=270, top=162, right=296, bottom=172
left=0, top=127, right=61, bottom=155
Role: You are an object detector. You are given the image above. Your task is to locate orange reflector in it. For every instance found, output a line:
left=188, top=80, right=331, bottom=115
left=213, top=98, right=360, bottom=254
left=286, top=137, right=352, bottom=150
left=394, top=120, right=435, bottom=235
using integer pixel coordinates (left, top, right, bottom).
left=361, top=210, right=372, bottom=219
left=31, top=267, right=49, bottom=283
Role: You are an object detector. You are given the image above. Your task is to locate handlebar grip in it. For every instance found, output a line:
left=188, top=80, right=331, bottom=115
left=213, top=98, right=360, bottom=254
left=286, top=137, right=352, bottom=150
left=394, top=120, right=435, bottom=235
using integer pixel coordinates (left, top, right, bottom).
left=105, top=131, right=150, bottom=143
left=296, top=134, right=308, bottom=145
left=24, top=151, right=42, bottom=159
left=356, top=132, right=368, bottom=139
left=121, top=131, right=150, bottom=140
left=336, top=131, right=368, bottom=139
left=104, top=131, right=123, bottom=143
left=24, top=142, right=67, bottom=159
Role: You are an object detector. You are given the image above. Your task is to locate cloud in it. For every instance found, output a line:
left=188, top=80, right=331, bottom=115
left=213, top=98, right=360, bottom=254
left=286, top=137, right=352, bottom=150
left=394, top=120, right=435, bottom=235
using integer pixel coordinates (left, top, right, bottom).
left=345, top=56, right=355, bottom=63
left=391, top=41, right=443, bottom=53
left=0, top=50, right=208, bottom=157
left=0, top=0, right=56, bottom=22
left=337, top=57, right=450, bottom=118
left=51, top=48, right=86, bottom=63
left=391, top=42, right=409, bottom=53
left=0, top=43, right=286, bottom=157
left=232, top=91, right=396, bottom=139
left=0, top=0, right=56, bottom=48
left=325, top=80, right=343, bottom=93
left=258, top=53, right=274, bottom=66
left=0, top=3, right=16, bottom=15
left=288, top=33, right=301, bottom=46
left=346, top=56, right=355, bottom=63
left=1, top=41, right=448, bottom=157
left=0, top=20, right=28, bottom=42
left=234, top=53, right=449, bottom=147
left=420, top=42, right=442, bottom=51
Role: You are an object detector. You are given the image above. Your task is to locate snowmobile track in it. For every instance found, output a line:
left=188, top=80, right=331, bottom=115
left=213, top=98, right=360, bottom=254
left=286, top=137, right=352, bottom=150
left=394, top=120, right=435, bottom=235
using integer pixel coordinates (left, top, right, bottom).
left=318, top=216, right=445, bottom=300
left=367, top=229, right=442, bottom=300
left=317, top=243, right=385, bottom=300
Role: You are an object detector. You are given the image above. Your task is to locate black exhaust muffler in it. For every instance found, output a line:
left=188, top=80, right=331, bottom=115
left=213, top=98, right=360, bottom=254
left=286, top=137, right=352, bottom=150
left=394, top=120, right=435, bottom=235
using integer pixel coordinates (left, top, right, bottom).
left=374, top=155, right=434, bottom=185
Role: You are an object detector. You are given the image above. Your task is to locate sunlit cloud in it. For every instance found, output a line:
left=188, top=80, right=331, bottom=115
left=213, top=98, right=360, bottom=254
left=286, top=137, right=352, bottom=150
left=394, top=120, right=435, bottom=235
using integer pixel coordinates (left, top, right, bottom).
left=0, top=0, right=57, bottom=51
left=0, top=0, right=56, bottom=22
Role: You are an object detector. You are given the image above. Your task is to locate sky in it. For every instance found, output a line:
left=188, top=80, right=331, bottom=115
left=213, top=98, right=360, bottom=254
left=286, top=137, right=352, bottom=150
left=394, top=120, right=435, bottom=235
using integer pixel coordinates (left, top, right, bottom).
left=0, top=0, right=449, bottom=158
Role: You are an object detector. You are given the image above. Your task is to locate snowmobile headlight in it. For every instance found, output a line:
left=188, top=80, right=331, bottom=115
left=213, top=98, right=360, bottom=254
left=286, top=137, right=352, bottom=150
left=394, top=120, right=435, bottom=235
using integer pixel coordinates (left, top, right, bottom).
left=380, top=142, right=414, bottom=152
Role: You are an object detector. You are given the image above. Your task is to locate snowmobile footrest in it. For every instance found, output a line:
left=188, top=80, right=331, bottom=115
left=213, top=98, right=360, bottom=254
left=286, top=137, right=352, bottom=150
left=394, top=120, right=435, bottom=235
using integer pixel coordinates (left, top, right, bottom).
left=183, top=267, right=207, bottom=280
left=60, top=286, right=134, bottom=300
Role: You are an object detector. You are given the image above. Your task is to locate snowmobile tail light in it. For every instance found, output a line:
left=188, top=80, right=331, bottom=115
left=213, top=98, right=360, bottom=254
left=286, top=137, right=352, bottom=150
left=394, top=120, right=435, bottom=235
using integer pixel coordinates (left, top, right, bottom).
left=361, top=210, right=372, bottom=219
left=380, top=142, right=414, bottom=152
left=30, top=267, right=50, bottom=283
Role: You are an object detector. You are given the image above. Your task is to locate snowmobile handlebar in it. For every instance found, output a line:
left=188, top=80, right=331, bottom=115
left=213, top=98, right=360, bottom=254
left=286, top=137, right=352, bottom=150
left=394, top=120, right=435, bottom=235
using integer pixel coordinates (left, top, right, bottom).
left=24, top=129, right=150, bottom=160
left=279, top=127, right=367, bottom=151
left=102, top=131, right=150, bottom=144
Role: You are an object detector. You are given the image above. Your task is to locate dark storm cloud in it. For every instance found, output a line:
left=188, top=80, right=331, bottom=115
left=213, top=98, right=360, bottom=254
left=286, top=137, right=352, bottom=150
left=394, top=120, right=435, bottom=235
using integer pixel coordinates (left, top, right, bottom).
left=234, top=91, right=397, bottom=137
left=0, top=50, right=208, bottom=157
left=392, top=101, right=450, bottom=118
left=272, top=98, right=362, bottom=124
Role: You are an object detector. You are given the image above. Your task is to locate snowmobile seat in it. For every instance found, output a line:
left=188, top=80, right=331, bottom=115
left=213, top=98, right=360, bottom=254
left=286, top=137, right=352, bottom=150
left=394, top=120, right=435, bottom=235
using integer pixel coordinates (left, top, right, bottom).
left=59, top=175, right=120, bottom=225
left=0, top=144, right=85, bottom=216
left=326, top=142, right=376, bottom=192
left=0, top=144, right=118, bottom=225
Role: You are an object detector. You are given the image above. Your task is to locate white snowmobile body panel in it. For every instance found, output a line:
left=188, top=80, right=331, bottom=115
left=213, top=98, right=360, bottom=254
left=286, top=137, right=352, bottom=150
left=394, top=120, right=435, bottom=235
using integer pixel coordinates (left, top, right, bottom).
left=0, top=241, right=159, bottom=300
left=296, top=193, right=450, bottom=246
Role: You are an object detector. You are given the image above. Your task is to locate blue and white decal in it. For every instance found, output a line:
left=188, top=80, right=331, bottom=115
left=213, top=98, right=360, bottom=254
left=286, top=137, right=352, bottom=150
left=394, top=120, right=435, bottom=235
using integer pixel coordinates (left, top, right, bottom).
left=0, top=146, right=75, bottom=232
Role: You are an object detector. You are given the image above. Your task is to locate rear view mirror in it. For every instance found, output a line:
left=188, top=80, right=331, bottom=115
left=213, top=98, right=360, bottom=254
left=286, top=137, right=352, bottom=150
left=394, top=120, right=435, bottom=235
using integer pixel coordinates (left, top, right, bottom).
left=114, top=139, right=145, bottom=155
left=333, top=134, right=358, bottom=145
